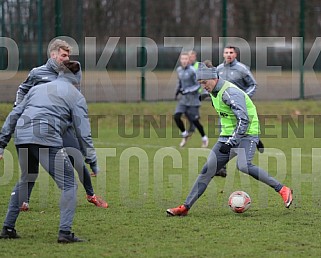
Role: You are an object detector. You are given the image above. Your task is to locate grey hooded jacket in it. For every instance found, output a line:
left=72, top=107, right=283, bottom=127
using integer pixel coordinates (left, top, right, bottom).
left=217, top=59, right=257, bottom=98
left=15, top=58, right=82, bottom=105
left=0, top=73, right=96, bottom=164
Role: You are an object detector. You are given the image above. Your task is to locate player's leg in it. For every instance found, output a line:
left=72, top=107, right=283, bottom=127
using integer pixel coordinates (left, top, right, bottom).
left=62, top=127, right=108, bottom=208
left=167, top=141, right=234, bottom=216
left=64, top=146, right=94, bottom=196
left=257, top=139, right=265, bottom=153
left=38, top=145, right=83, bottom=242
left=186, top=106, right=208, bottom=148
left=215, top=117, right=227, bottom=177
left=236, top=138, right=292, bottom=208
left=187, top=117, right=196, bottom=135
left=236, top=139, right=282, bottom=189
left=15, top=145, right=40, bottom=211
left=38, top=146, right=77, bottom=228
left=174, top=104, right=187, bottom=133
left=174, top=104, right=190, bottom=147
left=1, top=144, right=39, bottom=238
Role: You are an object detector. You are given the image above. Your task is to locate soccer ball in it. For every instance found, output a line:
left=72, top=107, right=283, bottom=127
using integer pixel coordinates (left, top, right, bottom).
left=228, top=191, right=251, bottom=213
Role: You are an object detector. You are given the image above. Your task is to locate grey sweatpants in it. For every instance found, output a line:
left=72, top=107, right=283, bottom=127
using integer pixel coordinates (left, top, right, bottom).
left=184, top=139, right=283, bottom=209
left=3, top=144, right=77, bottom=232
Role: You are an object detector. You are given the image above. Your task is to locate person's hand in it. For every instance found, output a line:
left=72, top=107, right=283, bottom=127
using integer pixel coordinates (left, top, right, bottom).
left=257, top=139, right=264, bottom=153
left=0, top=148, right=4, bottom=160
left=90, top=161, right=100, bottom=175
left=219, top=143, right=232, bottom=154
left=199, top=93, right=209, bottom=101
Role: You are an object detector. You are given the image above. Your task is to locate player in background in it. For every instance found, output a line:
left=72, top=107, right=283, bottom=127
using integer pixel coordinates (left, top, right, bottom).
left=174, top=52, right=209, bottom=148
left=181, top=50, right=203, bottom=141
left=188, top=50, right=200, bottom=71
left=15, top=39, right=107, bottom=210
left=0, top=61, right=94, bottom=242
left=167, top=63, right=293, bottom=216
left=217, top=46, right=257, bottom=98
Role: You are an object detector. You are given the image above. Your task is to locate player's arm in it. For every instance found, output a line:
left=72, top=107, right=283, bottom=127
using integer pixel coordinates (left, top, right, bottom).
left=222, top=88, right=249, bottom=146
left=71, top=96, right=98, bottom=170
left=0, top=96, right=28, bottom=158
left=175, top=68, right=182, bottom=99
left=199, top=89, right=210, bottom=101
left=14, top=70, right=36, bottom=106
left=175, top=79, right=182, bottom=99
left=243, top=69, right=257, bottom=98
left=182, top=71, right=200, bottom=94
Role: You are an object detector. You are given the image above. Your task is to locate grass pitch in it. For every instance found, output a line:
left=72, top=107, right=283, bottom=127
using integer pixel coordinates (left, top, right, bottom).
left=0, top=100, right=321, bottom=257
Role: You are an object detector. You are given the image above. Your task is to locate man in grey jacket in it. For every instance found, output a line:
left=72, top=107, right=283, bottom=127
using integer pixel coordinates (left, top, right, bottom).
left=14, top=39, right=71, bottom=106
left=174, top=52, right=209, bottom=148
left=0, top=61, right=95, bottom=243
left=15, top=39, right=107, bottom=210
left=217, top=46, right=257, bottom=97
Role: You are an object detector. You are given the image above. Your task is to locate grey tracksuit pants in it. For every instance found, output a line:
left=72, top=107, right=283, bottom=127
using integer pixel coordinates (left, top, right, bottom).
left=3, top=144, right=77, bottom=232
left=184, top=139, right=283, bottom=209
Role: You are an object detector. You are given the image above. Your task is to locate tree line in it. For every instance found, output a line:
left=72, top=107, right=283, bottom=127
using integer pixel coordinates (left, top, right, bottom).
left=1, top=0, right=320, bottom=69
left=1, top=0, right=320, bottom=44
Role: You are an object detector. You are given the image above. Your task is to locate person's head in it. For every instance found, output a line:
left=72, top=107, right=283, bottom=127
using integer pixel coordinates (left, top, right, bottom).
left=61, top=60, right=80, bottom=74
left=49, top=39, right=72, bottom=64
left=223, top=46, right=238, bottom=64
left=59, top=60, right=81, bottom=88
left=196, top=62, right=218, bottom=92
left=188, top=50, right=197, bottom=65
left=180, top=52, right=190, bottom=68
left=203, top=59, right=214, bottom=68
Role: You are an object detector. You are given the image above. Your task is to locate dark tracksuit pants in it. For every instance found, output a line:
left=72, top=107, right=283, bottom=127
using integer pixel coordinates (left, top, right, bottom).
left=24, top=126, right=94, bottom=201
left=62, top=127, right=94, bottom=196
left=4, top=144, right=77, bottom=232
left=174, top=104, right=206, bottom=137
left=184, top=138, right=283, bottom=209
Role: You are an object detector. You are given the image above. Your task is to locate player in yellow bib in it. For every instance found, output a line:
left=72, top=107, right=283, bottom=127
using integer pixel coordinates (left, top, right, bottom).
left=215, top=45, right=264, bottom=177
left=167, top=63, right=293, bottom=216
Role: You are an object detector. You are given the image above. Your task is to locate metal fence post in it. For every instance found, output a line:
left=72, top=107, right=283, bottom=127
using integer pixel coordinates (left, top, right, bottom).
left=55, top=0, right=62, bottom=36
left=140, top=0, right=146, bottom=101
left=0, top=0, right=5, bottom=69
left=299, top=0, right=305, bottom=99
left=37, top=0, right=43, bottom=66
left=17, top=0, right=23, bottom=68
left=222, top=0, right=227, bottom=47
left=76, top=0, right=83, bottom=64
